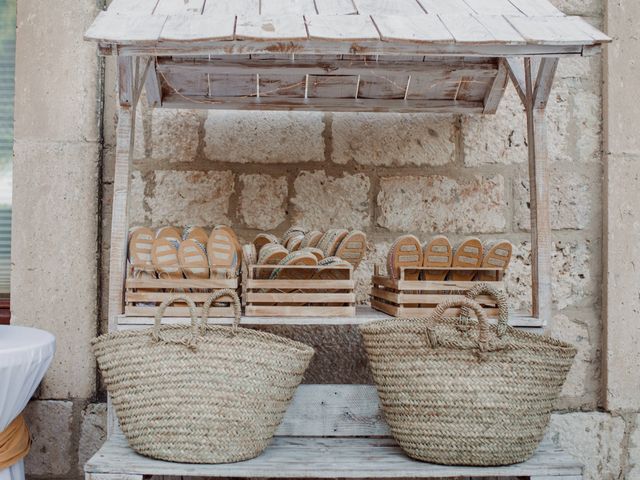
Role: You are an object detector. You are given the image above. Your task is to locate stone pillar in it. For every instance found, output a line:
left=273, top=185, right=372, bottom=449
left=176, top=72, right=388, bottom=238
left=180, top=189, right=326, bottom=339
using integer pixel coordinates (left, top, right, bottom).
left=603, top=0, right=640, bottom=411
left=11, top=0, right=101, bottom=399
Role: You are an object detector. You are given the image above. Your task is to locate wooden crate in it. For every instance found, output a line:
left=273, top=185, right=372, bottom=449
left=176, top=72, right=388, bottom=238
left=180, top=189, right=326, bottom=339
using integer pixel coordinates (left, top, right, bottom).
left=370, top=265, right=505, bottom=318
left=244, top=264, right=356, bottom=317
left=124, top=264, right=239, bottom=317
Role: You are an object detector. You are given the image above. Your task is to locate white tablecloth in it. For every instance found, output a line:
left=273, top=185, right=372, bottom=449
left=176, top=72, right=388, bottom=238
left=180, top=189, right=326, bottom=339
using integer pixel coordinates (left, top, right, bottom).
left=0, top=325, right=56, bottom=480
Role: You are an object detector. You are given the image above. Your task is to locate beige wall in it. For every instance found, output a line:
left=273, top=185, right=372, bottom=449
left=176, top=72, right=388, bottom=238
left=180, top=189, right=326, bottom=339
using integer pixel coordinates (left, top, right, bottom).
left=9, top=0, right=640, bottom=478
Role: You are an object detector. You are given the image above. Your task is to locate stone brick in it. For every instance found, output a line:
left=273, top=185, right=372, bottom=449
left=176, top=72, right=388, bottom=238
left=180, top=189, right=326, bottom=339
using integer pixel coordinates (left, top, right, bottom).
left=291, top=171, right=370, bottom=230
left=147, top=170, right=234, bottom=227
left=547, top=310, right=600, bottom=409
left=204, top=111, right=324, bottom=163
left=78, top=403, right=107, bottom=474
left=332, top=113, right=454, bottom=166
left=514, top=170, right=594, bottom=231
left=377, top=175, right=507, bottom=234
left=506, top=240, right=594, bottom=311
left=133, top=106, right=202, bottom=162
left=11, top=141, right=98, bottom=399
left=547, top=412, right=625, bottom=480
left=629, top=414, right=640, bottom=480
left=238, top=174, right=288, bottom=230
left=23, top=401, right=74, bottom=477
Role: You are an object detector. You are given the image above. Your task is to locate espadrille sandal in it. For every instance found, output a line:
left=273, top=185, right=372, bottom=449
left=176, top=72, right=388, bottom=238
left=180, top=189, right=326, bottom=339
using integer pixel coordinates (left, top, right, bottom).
left=299, top=247, right=324, bottom=262
left=242, top=243, right=257, bottom=267
left=214, top=225, right=241, bottom=265
left=152, top=238, right=183, bottom=280
left=312, top=256, right=351, bottom=281
left=207, top=228, right=239, bottom=279
left=335, top=230, right=367, bottom=269
left=128, top=227, right=155, bottom=270
left=182, top=225, right=209, bottom=245
left=281, top=226, right=308, bottom=245
left=387, top=234, right=423, bottom=280
left=317, top=229, right=349, bottom=258
left=449, top=237, right=483, bottom=281
left=476, top=240, right=513, bottom=281
left=156, top=226, right=182, bottom=244
left=299, top=230, right=323, bottom=249
left=178, top=239, right=209, bottom=279
left=256, top=243, right=289, bottom=279
left=421, top=235, right=453, bottom=281
left=269, top=250, right=318, bottom=280
left=285, top=233, right=305, bottom=252
left=253, top=233, right=280, bottom=254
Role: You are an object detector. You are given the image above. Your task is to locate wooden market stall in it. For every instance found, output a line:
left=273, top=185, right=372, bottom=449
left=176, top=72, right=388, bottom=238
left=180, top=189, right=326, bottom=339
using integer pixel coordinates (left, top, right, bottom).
left=84, top=1, right=610, bottom=479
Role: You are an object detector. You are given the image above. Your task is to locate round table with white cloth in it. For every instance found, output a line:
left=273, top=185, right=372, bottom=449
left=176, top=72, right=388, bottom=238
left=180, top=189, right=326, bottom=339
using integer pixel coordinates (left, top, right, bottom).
left=0, top=326, right=55, bottom=480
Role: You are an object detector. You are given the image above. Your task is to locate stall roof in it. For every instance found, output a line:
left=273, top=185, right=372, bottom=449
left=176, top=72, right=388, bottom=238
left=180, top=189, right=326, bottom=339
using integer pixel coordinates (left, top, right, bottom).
left=86, top=0, right=610, bottom=58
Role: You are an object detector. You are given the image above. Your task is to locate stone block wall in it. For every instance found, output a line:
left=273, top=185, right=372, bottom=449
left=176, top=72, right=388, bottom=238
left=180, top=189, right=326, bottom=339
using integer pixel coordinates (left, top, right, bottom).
left=10, top=0, right=640, bottom=479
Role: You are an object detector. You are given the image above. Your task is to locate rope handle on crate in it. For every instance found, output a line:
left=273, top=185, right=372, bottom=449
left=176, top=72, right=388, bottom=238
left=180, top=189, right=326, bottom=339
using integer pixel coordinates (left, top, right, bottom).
left=462, top=283, right=510, bottom=337
left=201, top=289, right=242, bottom=335
left=152, top=295, right=199, bottom=348
left=426, top=298, right=490, bottom=349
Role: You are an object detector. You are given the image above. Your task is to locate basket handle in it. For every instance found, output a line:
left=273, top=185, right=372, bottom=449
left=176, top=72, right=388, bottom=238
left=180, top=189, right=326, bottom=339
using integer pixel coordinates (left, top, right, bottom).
left=201, top=289, right=242, bottom=335
left=152, top=295, right=199, bottom=346
left=427, top=298, right=490, bottom=349
left=463, top=283, right=509, bottom=337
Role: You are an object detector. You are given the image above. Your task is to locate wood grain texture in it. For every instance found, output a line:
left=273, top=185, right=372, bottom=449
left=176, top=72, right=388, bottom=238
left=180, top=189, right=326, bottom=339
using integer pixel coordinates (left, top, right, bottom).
left=506, top=0, right=564, bottom=17
left=506, top=16, right=597, bottom=45
left=159, top=14, right=235, bottom=41
left=236, top=15, right=309, bottom=40
left=314, top=0, right=358, bottom=15
left=203, top=0, right=260, bottom=15
left=353, top=0, right=426, bottom=16
left=261, top=0, right=317, bottom=15
left=154, top=0, right=205, bottom=15
left=373, top=14, right=453, bottom=43
left=305, top=14, right=380, bottom=40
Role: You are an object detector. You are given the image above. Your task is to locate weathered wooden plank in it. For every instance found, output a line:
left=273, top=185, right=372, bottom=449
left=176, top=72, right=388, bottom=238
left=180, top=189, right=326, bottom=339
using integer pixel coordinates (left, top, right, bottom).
left=505, top=57, right=526, bottom=104
left=261, top=0, right=317, bottom=15
left=154, top=0, right=205, bottom=15
left=439, top=14, right=525, bottom=44
left=86, top=434, right=582, bottom=478
left=472, top=15, right=526, bottom=43
left=85, top=12, right=167, bottom=43
left=236, top=15, right=308, bottom=40
left=353, top=0, right=426, bottom=16
left=507, top=0, right=564, bottom=17
left=117, top=57, right=134, bottom=106
left=372, top=14, right=453, bottom=43
left=159, top=14, right=235, bottom=41
left=305, top=14, right=380, bottom=41
left=202, top=0, right=260, bottom=15
left=483, top=58, right=508, bottom=113
left=533, top=57, right=558, bottom=109
left=314, top=0, right=358, bottom=15
left=567, top=16, right=612, bottom=43
left=143, top=59, right=162, bottom=107
left=108, top=0, right=159, bottom=14
left=416, top=0, right=474, bottom=15
left=506, top=16, right=597, bottom=45
left=462, top=0, right=523, bottom=16
left=245, top=305, right=356, bottom=316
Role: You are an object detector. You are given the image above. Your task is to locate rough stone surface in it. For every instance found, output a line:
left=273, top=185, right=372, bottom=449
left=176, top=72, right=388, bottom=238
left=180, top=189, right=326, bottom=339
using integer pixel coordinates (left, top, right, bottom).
left=77, top=403, right=107, bottom=474
left=332, top=113, right=455, bottom=166
left=377, top=175, right=507, bottom=234
left=204, top=111, right=325, bottom=163
left=238, top=174, right=288, bottom=230
left=23, top=401, right=74, bottom=477
left=11, top=141, right=98, bottom=399
left=354, top=241, right=390, bottom=304
left=506, top=240, right=594, bottom=312
left=550, top=0, right=602, bottom=17
left=291, top=171, right=370, bottom=230
left=547, top=412, right=625, bottom=480
left=147, top=170, right=235, bottom=227
left=514, top=170, right=594, bottom=231
left=133, top=106, right=202, bottom=162
left=629, top=414, right=640, bottom=480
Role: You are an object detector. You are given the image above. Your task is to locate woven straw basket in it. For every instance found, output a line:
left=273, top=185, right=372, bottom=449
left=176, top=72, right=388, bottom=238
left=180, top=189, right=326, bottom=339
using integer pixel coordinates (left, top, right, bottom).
left=92, top=289, right=314, bottom=464
left=360, top=284, right=576, bottom=466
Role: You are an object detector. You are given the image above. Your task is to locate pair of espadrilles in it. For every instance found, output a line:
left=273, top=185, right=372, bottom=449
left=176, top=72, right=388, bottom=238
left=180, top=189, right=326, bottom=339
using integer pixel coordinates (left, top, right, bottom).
left=128, top=225, right=241, bottom=280
left=387, top=234, right=513, bottom=281
left=244, top=226, right=367, bottom=280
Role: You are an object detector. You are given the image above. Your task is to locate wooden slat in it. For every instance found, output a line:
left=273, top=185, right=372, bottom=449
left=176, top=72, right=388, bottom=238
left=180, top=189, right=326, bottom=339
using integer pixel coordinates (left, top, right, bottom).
left=245, top=305, right=356, bottom=316
left=506, top=0, right=564, bottom=17
left=462, top=0, right=523, bottom=16
left=143, top=58, right=162, bottom=106
left=246, top=278, right=354, bottom=289
left=353, top=0, right=426, bottom=16
left=567, top=16, right=612, bottom=43
left=125, top=306, right=234, bottom=317
left=84, top=12, right=167, bottom=43
left=159, top=14, right=235, bottom=41
left=87, top=434, right=583, bottom=478
left=505, top=57, right=526, bottom=104
left=125, top=292, right=238, bottom=302
left=108, top=0, right=159, bottom=14
left=372, top=14, right=453, bottom=43
left=313, top=0, right=358, bottom=15
left=483, top=58, right=508, bottom=113
left=154, top=0, right=205, bottom=15
left=305, top=14, right=380, bottom=41
left=506, top=16, right=597, bottom=45
left=247, top=292, right=356, bottom=302
left=533, top=57, right=558, bottom=109
left=439, top=14, right=525, bottom=44
left=126, top=277, right=237, bottom=289
left=202, top=0, right=260, bottom=15
left=472, top=15, right=526, bottom=43
left=236, top=15, right=308, bottom=40
left=261, top=0, right=317, bottom=15
left=416, top=0, right=474, bottom=15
